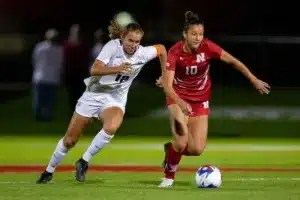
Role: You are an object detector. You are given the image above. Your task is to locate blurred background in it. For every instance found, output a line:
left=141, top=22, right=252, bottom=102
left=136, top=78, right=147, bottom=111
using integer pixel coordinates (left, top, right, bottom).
left=0, top=0, right=299, bottom=138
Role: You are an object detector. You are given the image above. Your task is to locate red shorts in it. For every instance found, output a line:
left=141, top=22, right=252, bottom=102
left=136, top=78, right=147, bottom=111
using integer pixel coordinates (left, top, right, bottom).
left=166, top=97, right=210, bottom=116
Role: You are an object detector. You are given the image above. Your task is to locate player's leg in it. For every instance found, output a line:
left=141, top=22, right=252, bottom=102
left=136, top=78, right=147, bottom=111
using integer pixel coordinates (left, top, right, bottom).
left=75, top=105, right=124, bottom=182
left=182, top=101, right=209, bottom=156
left=36, top=91, right=102, bottom=184
left=36, top=112, right=90, bottom=183
left=186, top=115, right=208, bottom=155
left=162, top=99, right=189, bottom=166
left=159, top=103, right=188, bottom=188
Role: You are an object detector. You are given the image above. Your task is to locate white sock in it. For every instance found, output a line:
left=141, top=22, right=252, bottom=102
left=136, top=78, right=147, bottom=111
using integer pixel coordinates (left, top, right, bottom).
left=46, top=138, right=69, bottom=173
left=82, top=129, right=114, bottom=162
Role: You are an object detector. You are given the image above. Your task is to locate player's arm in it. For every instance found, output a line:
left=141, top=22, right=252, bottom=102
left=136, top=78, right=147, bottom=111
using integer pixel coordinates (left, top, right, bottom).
left=155, top=44, right=168, bottom=87
left=207, top=39, right=270, bottom=94
left=163, top=68, right=193, bottom=115
left=142, top=44, right=167, bottom=87
left=153, top=44, right=168, bottom=76
left=162, top=50, right=192, bottom=115
left=90, top=60, right=131, bottom=76
left=220, top=51, right=270, bottom=94
left=162, top=49, right=181, bottom=103
left=163, top=70, right=182, bottom=105
left=220, top=51, right=258, bottom=85
left=143, top=44, right=167, bottom=75
left=90, top=40, right=131, bottom=76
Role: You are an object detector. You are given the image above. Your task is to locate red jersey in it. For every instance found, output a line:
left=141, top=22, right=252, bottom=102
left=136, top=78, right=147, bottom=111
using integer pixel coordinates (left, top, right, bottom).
left=166, top=39, right=223, bottom=102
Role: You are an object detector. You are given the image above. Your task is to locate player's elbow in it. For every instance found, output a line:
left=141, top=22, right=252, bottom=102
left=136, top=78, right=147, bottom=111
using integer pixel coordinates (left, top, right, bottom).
left=157, top=44, right=167, bottom=56
left=157, top=44, right=166, bottom=51
left=90, top=66, right=96, bottom=76
left=90, top=60, right=104, bottom=76
left=221, top=51, right=237, bottom=65
left=90, top=67, right=99, bottom=76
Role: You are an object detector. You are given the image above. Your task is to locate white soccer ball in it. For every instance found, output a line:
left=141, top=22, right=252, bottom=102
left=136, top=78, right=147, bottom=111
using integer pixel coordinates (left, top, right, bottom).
left=115, top=11, right=135, bottom=27
left=195, top=165, right=222, bottom=188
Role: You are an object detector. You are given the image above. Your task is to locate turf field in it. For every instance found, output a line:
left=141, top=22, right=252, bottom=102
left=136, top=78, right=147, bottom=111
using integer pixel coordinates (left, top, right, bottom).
left=1, top=85, right=300, bottom=199
left=1, top=137, right=300, bottom=200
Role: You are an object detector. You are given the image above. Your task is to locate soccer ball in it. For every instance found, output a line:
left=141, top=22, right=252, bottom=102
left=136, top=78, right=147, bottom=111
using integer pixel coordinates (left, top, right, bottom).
left=115, top=11, right=135, bottom=27
left=195, top=165, right=222, bottom=188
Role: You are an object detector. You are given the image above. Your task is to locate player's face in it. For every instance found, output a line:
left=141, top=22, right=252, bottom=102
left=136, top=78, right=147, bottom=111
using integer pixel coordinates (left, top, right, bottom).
left=122, top=31, right=143, bottom=55
left=184, top=24, right=204, bottom=51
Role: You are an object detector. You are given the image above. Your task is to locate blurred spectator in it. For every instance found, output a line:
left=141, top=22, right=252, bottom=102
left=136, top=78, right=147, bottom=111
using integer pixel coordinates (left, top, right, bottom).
left=63, top=24, right=90, bottom=115
left=32, top=28, right=63, bottom=121
left=91, top=28, right=104, bottom=63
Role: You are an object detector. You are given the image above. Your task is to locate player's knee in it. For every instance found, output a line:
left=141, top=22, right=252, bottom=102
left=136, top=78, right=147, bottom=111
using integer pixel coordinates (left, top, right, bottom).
left=63, top=136, right=77, bottom=149
left=189, top=142, right=206, bottom=156
left=191, top=147, right=204, bottom=156
left=173, top=136, right=188, bottom=152
left=103, top=121, right=121, bottom=135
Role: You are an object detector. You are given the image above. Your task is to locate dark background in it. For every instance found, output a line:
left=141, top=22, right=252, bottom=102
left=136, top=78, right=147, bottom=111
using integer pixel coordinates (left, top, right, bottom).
left=1, top=0, right=299, bottom=86
left=0, top=0, right=299, bottom=138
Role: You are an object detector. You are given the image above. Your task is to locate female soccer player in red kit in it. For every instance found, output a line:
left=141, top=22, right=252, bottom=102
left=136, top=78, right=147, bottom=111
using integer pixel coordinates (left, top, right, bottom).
left=156, top=11, right=270, bottom=187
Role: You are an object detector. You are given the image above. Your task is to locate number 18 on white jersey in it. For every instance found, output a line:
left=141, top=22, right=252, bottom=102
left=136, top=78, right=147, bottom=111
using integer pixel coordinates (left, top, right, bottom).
left=83, top=39, right=158, bottom=101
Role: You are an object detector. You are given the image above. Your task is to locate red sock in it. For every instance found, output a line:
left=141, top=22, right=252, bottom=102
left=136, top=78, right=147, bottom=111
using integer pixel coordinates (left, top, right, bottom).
left=165, top=143, right=182, bottom=179
left=181, top=145, right=191, bottom=156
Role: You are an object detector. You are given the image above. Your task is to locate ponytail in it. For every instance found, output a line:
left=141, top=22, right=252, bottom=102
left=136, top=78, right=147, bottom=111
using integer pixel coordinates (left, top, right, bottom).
left=108, top=19, right=123, bottom=39
left=183, top=11, right=203, bottom=32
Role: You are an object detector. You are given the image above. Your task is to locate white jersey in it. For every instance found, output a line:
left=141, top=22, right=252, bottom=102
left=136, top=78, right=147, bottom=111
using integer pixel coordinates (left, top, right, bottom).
left=83, top=39, right=158, bottom=103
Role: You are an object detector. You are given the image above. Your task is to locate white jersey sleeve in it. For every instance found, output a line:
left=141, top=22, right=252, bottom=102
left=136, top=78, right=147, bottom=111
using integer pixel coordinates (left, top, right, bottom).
left=96, top=40, right=119, bottom=65
left=140, top=45, right=158, bottom=63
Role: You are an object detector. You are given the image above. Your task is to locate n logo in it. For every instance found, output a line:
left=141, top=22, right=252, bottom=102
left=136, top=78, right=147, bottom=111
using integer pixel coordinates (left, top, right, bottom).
left=196, top=53, right=205, bottom=63
left=202, top=101, right=209, bottom=109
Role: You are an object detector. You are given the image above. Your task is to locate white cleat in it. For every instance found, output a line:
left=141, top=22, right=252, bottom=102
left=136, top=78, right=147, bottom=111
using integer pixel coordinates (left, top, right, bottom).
left=158, top=178, right=174, bottom=188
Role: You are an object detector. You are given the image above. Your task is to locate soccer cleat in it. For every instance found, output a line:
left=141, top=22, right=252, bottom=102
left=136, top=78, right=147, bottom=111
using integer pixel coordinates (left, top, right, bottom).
left=158, top=178, right=174, bottom=188
left=162, top=142, right=171, bottom=168
left=75, top=158, right=89, bottom=182
left=36, top=171, right=53, bottom=184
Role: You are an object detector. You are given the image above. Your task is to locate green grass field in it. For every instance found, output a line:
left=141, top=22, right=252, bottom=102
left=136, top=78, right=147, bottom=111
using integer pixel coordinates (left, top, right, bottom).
left=1, top=172, right=300, bottom=200
left=1, top=85, right=300, bottom=199
left=1, top=136, right=300, bottom=200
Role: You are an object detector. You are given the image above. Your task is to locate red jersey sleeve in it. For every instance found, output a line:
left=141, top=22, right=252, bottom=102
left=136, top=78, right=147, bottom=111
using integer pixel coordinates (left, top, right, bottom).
left=166, top=48, right=177, bottom=71
left=206, top=39, right=223, bottom=59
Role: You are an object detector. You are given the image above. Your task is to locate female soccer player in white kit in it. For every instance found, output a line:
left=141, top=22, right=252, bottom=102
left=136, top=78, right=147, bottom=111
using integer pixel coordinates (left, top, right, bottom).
left=36, top=20, right=167, bottom=184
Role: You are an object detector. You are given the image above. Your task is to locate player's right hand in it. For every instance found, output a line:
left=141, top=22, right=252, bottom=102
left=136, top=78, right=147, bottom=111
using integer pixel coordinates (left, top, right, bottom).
left=178, top=100, right=193, bottom=116
left=116, top=62, right=132, bottom=75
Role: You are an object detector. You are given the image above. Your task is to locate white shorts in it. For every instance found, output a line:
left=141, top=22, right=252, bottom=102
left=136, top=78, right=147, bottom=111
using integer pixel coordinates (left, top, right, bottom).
left=75, top=91, right=126, bottom=118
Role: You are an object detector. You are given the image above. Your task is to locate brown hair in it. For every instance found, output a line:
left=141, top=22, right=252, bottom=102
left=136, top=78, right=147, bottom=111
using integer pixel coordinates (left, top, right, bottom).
left=183, top=11, right=204, bottom=32
left=108, top=19, right=144, bottom=39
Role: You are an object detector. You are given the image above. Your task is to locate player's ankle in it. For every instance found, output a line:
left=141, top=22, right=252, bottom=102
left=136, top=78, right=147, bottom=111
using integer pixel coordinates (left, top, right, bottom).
left=164, top=172, right=175, bottom=179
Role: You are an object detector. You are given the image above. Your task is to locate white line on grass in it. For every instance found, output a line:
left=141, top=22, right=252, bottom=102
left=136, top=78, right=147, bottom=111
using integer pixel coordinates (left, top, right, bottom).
left=1, top=178, right=300, bottom=184
left=227, top=178, right=300, bottom=181
left=12, top=143, right=300, bottom=151
left=107, top=144, right=300, bottom=151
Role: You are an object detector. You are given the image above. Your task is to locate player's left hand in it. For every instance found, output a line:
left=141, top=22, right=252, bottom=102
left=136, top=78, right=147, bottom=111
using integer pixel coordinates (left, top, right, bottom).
left=155, top=76, right=163, bottom=88
left=252, top=79, right=271, bottom=95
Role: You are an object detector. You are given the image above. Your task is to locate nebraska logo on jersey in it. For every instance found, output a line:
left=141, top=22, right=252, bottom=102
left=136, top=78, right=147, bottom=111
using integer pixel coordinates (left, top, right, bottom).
left=196, top=53, right=205, bottom=63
